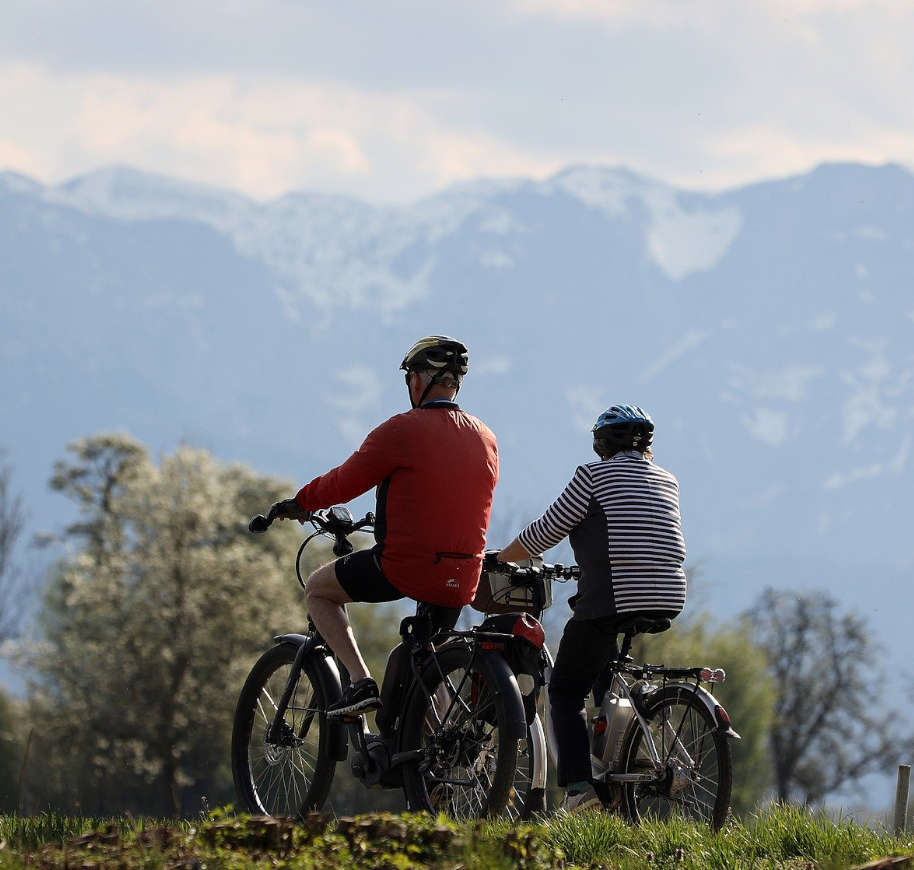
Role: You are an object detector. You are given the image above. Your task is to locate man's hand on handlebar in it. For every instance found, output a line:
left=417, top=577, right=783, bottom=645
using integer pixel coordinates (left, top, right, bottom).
left=482, top=550, right=503, bottom=572
left=269, top=498, right=311, bottom=524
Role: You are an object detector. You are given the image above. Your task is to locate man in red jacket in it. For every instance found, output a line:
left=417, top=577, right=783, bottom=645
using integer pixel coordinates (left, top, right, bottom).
left=270, top=336, right=498, bottom=717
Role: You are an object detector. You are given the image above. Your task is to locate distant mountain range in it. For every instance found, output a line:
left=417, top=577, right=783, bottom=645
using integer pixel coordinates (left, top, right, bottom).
left=2, top=161, right=914, bottom=663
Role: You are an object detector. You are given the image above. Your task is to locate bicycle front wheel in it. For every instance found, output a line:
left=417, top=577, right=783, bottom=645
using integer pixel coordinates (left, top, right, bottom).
left=401, top=644, right=520, bottom=818
left=620, top=686, right=732, bottom=831
left=232, top=643, right=336, bottom=816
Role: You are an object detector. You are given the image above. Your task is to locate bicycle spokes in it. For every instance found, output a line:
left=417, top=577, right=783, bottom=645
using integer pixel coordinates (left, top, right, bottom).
left=248, top=659, right=322, bottom=816
left=419, top=664, right=502, bottom=818
left=629, top=695, right=726, bottom=826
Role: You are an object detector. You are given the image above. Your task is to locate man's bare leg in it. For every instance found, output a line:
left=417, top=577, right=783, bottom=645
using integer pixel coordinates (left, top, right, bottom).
left=304, top=562, right=371, bottom=683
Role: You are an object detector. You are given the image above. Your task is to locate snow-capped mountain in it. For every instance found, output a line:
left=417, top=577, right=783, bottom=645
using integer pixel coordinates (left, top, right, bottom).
left=2, top=161, right=913, bottom=654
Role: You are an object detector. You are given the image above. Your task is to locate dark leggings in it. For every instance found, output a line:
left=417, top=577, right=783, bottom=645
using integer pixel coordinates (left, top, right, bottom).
left=548, top=612, right=676, bottom=786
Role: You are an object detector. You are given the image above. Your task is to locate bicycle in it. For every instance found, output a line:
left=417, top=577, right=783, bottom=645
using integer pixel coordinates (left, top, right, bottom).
left=484, top=560, right=740, bottom=831
left=231, top=504, right=550, bottom=819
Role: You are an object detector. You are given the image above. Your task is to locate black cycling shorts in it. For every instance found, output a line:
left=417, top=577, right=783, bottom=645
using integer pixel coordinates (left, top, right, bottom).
left=335, top=546, right=405, bottom=603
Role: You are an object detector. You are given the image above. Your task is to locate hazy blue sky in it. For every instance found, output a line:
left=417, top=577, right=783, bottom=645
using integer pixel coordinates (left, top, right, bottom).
left=1, top=0, right=912, bottom=202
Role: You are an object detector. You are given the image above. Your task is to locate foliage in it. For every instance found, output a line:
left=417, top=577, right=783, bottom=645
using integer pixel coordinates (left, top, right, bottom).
left=0, top=692, right=20, bottom=812
left=0, top=453, right=25, bottom=641
left=631, top=613, right=775, bottom=815
left=744, top=587, right=906, bottom=804
left=19, top=434, right=305, bottom=815
left=2, top=805, right=914, bottom=870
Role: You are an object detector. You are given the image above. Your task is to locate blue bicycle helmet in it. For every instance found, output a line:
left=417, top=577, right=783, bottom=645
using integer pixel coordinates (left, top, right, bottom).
left=592, top=404, right=654, bottom=459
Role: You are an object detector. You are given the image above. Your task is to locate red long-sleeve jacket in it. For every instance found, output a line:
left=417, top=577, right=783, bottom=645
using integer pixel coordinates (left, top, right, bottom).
left=295, top=402, right=498, bottom=608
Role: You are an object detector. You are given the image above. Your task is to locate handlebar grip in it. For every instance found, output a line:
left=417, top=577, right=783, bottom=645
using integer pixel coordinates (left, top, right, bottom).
left=248, top=514, right=271, bottom=533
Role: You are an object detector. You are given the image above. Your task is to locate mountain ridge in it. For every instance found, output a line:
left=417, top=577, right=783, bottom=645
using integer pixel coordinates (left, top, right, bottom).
left=2, top=158, right=913, bottom=666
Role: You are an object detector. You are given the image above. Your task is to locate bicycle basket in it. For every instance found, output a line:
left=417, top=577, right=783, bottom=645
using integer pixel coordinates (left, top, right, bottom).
left=471, top=557, right=552, bottom=615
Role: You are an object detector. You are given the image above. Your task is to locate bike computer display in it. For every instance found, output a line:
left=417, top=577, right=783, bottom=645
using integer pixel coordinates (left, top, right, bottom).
left=328, top=506, right=353, bottom=526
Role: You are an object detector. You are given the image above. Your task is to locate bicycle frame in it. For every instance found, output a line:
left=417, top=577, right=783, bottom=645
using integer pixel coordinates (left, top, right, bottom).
left=595, top=673, right=669, bottom=782
left=248, top=506, right=549, bottom=812
left=267, top=614, right=531, bottom=794
left=541, top=651, right=740, bottom=787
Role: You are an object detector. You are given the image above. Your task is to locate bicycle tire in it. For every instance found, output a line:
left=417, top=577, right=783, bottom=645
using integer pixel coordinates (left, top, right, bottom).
left=232, top=643, right=337, bottom=816
left=401, top=643, right=521, bottom=818
left=620, top=684, right=732, bottom=831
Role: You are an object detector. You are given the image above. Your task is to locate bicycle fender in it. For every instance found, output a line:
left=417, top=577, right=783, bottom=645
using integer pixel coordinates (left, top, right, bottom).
left=478, top=651, right=528, bottom=741
left=529, top=713, right=548, bottom=791
left=273, top=632, right=311, bottom=647
left=656, top=682, right=741, bottom=740
left=273, top=634, right=349, bottom=761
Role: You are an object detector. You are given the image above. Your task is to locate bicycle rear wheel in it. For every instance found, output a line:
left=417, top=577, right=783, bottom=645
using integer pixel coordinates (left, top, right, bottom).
left=232, top=643, right=336, bottom=816
left=620, top=686, right=731, bottom=831
left=401, top=644, right=520, bottom=818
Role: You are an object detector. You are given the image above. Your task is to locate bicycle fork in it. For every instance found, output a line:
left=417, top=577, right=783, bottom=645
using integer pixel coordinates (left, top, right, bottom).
left=266, top=635, right=317, bottom=745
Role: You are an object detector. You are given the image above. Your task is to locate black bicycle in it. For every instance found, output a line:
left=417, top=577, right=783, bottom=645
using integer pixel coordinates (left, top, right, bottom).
left=231, top=504, right=548, bottom=819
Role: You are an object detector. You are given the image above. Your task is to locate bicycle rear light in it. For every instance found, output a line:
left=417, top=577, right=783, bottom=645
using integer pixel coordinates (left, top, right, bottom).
left=714, top=704, right=731, bottom=728
left=511, top=614, right=545, bottom=648
left=699, top=667, right=727, bottom=683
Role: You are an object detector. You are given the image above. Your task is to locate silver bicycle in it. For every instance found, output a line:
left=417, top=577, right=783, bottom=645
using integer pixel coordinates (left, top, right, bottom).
left=480, top=561, right=740, bottom=830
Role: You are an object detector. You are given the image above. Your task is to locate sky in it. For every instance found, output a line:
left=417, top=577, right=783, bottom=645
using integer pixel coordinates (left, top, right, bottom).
left=1, top=0, right=913, bottom=203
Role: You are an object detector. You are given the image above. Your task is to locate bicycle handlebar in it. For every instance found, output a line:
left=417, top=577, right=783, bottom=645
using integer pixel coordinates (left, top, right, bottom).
left=248, top=506, right=375, bottom=536
left=490, top=559, right=580, bottom=583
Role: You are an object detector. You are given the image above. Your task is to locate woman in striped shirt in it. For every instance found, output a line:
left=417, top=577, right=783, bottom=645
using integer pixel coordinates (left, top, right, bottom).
left=497, top=405, right=686, bottom=812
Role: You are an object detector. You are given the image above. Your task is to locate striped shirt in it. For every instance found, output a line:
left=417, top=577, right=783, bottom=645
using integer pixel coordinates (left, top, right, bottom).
left=518, top=451, right=686, bottom=619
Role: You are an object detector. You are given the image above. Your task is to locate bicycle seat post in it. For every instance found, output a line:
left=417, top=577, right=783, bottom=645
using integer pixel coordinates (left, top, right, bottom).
left=618, top=631, right=635, bottom=663
left=399, top=611, right=434, bottom=653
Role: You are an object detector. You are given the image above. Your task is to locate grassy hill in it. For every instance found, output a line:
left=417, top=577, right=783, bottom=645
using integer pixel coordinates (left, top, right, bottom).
left=1, top=806, right=913, bottom=870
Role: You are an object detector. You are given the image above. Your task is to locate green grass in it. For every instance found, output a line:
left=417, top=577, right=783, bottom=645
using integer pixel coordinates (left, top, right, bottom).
left=0, top=805, right=912, bottom=869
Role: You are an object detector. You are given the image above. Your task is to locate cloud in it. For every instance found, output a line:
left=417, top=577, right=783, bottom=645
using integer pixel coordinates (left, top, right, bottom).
left=741, top=408, right=789, bottom=446
left=326, top=366, right=383, bottom=447
left=823, top=435, right=911, bottom=490
left=3, top=0, right=914, bottom=203
left=566, top=385, right=604, bottom=432
left=639, top=330, right=711, bottom=382
left=0, top=136, right=50, bottom=179
left=811, top=312, right=837, bottom=331
left=0, top=63, right=560, bottom=202
left=701, top=124, right=914, bottom=190
left=325, top=366, right=383, bottom=412
left=515, top=0, right=909, bottom=25
left=754, top=365, right=826, bottom=402
left=475, top=356, right=513, bottom=375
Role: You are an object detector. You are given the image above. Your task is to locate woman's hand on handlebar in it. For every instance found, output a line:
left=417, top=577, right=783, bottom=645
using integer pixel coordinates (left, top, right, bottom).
left=496, top=536, right=533, bottom=564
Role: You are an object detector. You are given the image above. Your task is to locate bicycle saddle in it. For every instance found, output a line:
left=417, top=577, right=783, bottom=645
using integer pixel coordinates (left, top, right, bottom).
left=615, top=615, right=672, bottom=637
left=399, top=602, right=461, bottom=647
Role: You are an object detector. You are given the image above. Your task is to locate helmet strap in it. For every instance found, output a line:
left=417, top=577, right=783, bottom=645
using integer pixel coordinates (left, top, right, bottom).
left=405, top=371, right=417, bottom=409
left=417, top=371, right=439, bottom=408
left=410, top=369, right=458, bottom=408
